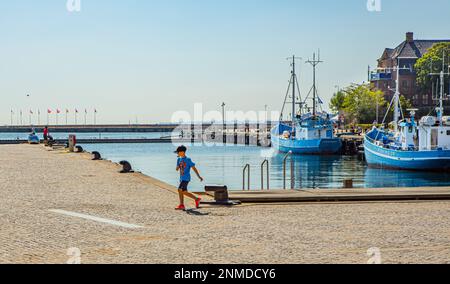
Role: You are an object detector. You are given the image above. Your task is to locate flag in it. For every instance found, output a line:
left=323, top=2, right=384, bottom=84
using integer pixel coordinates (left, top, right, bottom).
left=66, top=109, right=69, bottom=113
left=57, top=109, right=61, bottom=114
left=48, top=109, right=52, bottom=114
left=318, top=97, right=323, bottom=104
left=38, top=110, right=40, bottom=115
left=30, top=110, right=33, bottom=114
left=75, top=109, right=79, bottom=113
left=94, top=109, right=97, bottom=113
left=85, top=109, right=87, bottom=114
left=11, top=110, right=14, bottom=114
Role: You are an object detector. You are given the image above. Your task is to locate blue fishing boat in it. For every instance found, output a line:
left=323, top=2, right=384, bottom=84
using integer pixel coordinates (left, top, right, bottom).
left=271, top=54, right=342, bottom=155
left=364, top=55, right=450, bottom=171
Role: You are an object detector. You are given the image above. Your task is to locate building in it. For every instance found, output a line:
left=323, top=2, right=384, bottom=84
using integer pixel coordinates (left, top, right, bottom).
left=370, top=32, right=450, bottom=112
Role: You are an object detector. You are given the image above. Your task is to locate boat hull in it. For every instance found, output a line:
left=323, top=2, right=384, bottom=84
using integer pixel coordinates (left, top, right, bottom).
left=364, top=137, right=450, bottom=171
left=272, top=136, right=342, bottom=155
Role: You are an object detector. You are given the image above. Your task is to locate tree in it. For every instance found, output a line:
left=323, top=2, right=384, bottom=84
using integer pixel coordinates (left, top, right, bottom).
left=340, top=83, right=386, bottom=124
left=415, top=42, right=450, bottom=91
left=330, top=90, right=346, bottom=113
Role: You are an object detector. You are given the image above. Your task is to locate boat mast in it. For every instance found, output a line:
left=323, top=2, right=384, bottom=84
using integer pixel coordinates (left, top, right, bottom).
left=393, top=59, right=401, bottom=132
left=429, top=50, right=450, bottom=126
left=306, top=52, right=323, bottom=117
left=291, top=55, right=296, bottom=129
left=288, top=55, right=302, bottom=130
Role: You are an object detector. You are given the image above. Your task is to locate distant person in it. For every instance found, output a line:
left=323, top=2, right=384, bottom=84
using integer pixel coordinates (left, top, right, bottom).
left=43, top=126, right=49, bottom=141
left=174, top=145, right=203, bottom=211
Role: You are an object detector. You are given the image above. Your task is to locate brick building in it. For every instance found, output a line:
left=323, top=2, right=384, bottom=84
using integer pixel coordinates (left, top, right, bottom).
left=370, top=32, right=450, bottom=112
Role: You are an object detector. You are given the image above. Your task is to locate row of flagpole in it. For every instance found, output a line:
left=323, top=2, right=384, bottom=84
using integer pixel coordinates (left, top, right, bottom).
left=9, top=108, right=98, bottom=126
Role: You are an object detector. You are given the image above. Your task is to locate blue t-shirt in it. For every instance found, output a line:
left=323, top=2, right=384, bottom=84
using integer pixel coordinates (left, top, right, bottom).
left=177, top=157, right=196, bottom=182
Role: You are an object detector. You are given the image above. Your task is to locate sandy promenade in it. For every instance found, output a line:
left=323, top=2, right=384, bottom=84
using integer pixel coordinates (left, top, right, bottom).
left=1, top=144, right=450, bottom=264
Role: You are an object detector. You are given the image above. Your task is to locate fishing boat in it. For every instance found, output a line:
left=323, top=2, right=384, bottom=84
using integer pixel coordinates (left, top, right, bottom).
left=364, top=54, right=450, bottom=171
left=271, top=54, right=342, bottom=155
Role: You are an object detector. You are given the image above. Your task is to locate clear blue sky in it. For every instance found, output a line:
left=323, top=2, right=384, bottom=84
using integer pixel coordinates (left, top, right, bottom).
left=1, top=0, right=450, bottom=124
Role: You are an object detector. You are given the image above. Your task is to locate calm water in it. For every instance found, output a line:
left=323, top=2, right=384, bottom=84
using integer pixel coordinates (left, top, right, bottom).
left=78, top=143, right=450, bottom=190
left=0, top=132, right=172, bottom=140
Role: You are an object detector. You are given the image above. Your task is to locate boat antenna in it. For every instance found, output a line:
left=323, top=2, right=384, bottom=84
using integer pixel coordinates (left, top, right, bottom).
left=429, top=50, right=450, bottom=126
left=305, top=51, right=323, bottom=117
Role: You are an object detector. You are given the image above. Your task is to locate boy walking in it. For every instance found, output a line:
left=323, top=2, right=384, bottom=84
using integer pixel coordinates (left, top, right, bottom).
left=175, top=146, right=203, bottom=210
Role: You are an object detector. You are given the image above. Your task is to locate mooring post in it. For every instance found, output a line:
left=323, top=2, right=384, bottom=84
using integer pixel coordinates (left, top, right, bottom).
left=190, top=123, right=195, bottom=143
left=245, top=122, right=250, bottom=146
left=256, top=122, right=261, bottom=147
left=234, top=121, right=238, bottom=145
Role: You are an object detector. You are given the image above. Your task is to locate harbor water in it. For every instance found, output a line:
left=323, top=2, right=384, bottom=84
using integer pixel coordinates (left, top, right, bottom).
left=78, top=142, right=450, bottom=190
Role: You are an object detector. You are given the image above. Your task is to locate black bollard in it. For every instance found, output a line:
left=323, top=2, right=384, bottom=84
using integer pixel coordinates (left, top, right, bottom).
left=119, top=161, right=133, bottom=173
left=92, top=151, right=102, bottom=160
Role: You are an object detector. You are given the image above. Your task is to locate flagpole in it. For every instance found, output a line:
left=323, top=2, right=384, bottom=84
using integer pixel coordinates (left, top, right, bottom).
left=38, top=110, right=40, bottom=126
left=29, top=111, right=31, bottom=125
left=20, top=110, right=23, bottom=125
left=84, top=109, right=87, bottom=125
left=10, top=110, right=13, bottom=126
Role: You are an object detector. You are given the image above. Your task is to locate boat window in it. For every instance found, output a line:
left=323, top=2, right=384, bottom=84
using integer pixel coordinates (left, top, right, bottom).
left=447, top=130, right=450, bottom=136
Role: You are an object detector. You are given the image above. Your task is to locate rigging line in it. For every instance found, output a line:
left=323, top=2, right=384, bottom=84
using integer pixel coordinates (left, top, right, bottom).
left=294, top=74, right=302, bottom=115
left=375, top=95, right=395, bottom=141
left=295, top=74, right=302, bottom=103
left=302, top=85, right=314, bottom=105
left=280, top=77, right=293, bottom=120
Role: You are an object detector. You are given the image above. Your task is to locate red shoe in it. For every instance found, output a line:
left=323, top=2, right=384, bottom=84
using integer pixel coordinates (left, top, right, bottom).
left=175, top=204, right=185, bottom=211
left=195, top=198, right=202, bottom=209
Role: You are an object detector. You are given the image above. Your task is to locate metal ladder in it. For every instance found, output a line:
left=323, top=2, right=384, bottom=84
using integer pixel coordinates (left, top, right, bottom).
left=283, top=151, right=295, bottom=190
left=242, top=159, right=271, bottom=191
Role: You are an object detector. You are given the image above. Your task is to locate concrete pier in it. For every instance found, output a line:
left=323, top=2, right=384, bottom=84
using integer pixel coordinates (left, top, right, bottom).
left=1, top=144, right=450, bottom=264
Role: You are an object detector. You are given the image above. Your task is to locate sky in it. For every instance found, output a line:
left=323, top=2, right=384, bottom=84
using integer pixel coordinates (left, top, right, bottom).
left=1, top=0, right=450, bottom=125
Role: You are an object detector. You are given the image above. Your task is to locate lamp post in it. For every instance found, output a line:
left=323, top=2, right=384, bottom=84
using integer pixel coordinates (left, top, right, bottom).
left=221, top=102, right=226, bottom=143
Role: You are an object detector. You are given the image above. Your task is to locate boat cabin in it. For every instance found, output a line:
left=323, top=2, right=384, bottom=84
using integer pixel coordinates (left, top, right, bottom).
left=294, top=117, right=334, bottom=140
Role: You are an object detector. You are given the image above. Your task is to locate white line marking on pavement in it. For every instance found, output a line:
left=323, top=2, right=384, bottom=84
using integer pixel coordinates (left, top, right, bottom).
left=49, top=209, right=144, bottom=229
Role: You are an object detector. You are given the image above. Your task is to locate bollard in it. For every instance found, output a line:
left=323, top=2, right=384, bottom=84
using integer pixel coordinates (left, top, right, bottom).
left=92, top=151, right=102, bottom=160
left=343, top=179, right=354, bottom=189
left=119, top=161, right=133, bottom=173
left=75, top=145, right=84, bottom=153
left=68, top=135, right=77, bottom=152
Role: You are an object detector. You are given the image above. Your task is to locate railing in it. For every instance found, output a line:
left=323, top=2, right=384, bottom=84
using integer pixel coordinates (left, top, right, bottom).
left=261, top=159, right=269, bottom=190
left=242, top=164, right=250, bottom=190
left=283, top=151, right=295, bottom=190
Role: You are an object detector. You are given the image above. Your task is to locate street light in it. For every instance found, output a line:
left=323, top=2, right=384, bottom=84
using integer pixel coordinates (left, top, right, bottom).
left=221, top=102, right=226, bottom=143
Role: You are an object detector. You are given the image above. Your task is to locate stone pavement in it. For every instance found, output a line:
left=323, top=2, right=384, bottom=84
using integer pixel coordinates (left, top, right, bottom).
left=1, top=144, right=450, bottom=264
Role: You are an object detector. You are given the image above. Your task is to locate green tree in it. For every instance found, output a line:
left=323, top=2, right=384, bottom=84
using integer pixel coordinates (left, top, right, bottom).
left=415, top=42, right=450, bottom=91
left=330, top=90, right=346, bottom=113
left=341, top=83, right=386, bottom=124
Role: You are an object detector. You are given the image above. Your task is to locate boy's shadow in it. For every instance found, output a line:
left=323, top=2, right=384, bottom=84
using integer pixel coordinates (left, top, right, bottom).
left=185, top=209, right=209, bottom=216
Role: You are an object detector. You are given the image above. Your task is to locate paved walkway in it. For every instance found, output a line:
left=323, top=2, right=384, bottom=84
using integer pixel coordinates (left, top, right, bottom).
left=1, top=144, right=450, bottom=264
